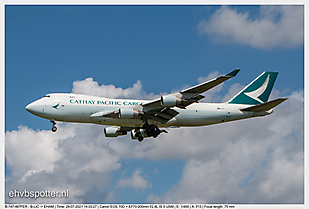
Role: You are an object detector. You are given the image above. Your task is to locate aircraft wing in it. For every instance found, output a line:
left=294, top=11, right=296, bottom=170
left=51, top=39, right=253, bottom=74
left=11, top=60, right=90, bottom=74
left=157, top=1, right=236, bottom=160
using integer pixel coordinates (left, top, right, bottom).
left=141, top=69, right=240, bottom=108
left=180, top=69, right=240, bottom=95
left=139, top=69, right=240, bottom=123
left=141, top=94, right=205, bottom=110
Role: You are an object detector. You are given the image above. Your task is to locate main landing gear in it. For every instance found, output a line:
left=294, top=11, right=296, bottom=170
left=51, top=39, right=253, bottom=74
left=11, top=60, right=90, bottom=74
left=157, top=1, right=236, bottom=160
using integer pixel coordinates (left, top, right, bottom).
left=145, top=125, right=161, bottom=139
left=135, top=123, right=166, bottom=142
left=135, top=131, right=144, bottom=143
left=50, top=120, right=57, bottom=132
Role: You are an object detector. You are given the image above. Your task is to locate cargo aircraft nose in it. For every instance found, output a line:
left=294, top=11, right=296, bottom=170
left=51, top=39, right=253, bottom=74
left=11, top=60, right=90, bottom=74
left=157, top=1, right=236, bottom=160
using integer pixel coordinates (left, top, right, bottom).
left=26, top=103, right=36, bottom=114
left=25, top=101, right=44, bottom=115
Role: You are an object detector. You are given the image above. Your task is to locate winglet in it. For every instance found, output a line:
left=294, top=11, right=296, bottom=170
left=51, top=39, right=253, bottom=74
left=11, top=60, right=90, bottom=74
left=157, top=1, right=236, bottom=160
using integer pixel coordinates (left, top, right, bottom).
left=226, top=69, right=240, bottom=77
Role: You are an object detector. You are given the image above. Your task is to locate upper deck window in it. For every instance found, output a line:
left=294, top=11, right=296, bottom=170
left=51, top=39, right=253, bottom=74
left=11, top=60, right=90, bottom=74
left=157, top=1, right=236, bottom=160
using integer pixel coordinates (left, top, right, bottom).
left=44, top=95, right=51, bottom=98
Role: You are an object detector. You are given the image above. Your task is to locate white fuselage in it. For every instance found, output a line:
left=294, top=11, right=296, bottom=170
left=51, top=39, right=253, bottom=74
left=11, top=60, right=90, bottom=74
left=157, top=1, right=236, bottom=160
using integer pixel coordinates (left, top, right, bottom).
left=26, top=93, right=271, bottom=128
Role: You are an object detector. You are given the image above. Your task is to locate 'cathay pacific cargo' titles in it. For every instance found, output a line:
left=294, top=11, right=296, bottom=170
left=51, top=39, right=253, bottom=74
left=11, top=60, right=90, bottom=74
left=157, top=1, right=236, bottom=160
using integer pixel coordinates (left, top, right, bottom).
left=69, top=99, right=142, bottom=106
left=26, top=69, right=287, bottom=142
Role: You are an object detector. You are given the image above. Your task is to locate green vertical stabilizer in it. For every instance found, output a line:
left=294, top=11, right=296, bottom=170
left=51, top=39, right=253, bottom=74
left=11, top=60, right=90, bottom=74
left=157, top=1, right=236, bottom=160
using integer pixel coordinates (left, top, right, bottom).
left=228, top=72, right=278, bottom=105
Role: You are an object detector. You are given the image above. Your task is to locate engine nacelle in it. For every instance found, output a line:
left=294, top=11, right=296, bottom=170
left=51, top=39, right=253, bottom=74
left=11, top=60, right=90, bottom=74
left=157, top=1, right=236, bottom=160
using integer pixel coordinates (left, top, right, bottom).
left=104, top=127, right=127, bottom=137
left=161, top=95, right=182, bottom=107
left=130, top=129, right=149, bottom=140
left=119, top=108, right=143, bottom=119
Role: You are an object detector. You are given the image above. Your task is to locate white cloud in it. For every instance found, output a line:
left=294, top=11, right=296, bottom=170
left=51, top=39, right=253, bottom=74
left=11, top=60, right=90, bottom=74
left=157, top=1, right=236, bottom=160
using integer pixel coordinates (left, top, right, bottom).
left=5, top=126, right=67, bottom=180
left=116, top=168, right=152, bottom=190
left=220, top=83, right=244, bottom=103
left=198, top=6, right=304, bottom=49
left=147, top=90, right=304, bottom=203
left=255, top=153, right=304, bottom=203
left=197, top=71, right=219, bottom=84
left=72, top=77, right=159, bottom=100
left=5, top=124, right=124, bottom=203
left=6, top=75, right=303, bottom=203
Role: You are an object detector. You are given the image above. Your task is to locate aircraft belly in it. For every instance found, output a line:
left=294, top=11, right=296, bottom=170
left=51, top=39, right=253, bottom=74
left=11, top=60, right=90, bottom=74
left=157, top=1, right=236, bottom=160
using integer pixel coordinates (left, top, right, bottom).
left=172, top=108, right=249, bottom=127
left=91, top=117, right=143, bottom=127
left=171, top=109, right=216, bottom=126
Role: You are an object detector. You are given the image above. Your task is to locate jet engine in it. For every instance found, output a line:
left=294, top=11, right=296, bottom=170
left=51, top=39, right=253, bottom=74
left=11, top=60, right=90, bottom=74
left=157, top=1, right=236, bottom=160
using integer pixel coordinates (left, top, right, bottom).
left=119, top=108, right=143, bottom=119
left=161, top=95, right=182, bottom=107
left=104, top=127, right=127, bottom=137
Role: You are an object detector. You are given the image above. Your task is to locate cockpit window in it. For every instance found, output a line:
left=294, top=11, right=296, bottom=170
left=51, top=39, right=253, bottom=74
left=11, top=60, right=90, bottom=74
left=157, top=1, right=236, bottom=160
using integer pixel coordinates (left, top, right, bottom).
left=44, top=95, right=51, bottom=98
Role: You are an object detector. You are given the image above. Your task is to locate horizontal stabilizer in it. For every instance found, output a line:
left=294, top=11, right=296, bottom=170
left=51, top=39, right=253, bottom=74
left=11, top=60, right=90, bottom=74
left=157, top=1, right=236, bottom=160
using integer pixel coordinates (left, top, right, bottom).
left=241, top=98, right=287, bottom=112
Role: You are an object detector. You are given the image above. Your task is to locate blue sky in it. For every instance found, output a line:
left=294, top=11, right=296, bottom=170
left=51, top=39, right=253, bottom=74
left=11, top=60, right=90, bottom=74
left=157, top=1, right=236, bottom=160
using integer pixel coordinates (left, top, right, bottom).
left=4, top=5, right=304, bottom=204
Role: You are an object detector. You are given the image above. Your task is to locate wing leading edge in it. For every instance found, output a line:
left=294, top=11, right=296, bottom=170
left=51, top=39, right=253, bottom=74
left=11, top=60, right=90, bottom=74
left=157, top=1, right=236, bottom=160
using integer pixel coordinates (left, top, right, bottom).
left=180, top=69, right=240, bottom=95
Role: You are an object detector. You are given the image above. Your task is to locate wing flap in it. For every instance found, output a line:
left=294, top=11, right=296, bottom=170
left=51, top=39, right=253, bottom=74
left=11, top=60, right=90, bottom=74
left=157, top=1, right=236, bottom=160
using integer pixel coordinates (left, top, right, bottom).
left=241, top=98, right=287, bottom=112
left=144, top=108, right=179, bottom=124
left=146, top=115, right=169, bottom=124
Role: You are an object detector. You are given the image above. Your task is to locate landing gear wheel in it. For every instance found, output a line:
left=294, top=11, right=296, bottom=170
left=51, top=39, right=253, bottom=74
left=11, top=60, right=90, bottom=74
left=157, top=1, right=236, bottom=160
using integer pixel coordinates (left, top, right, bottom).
left=138, top=136, right=144, bottom=142
left=150, top=129, right=158, bottom=138
left=52, top=126, right=57, bottom=132
left=50, top=120, right=57, bottom=132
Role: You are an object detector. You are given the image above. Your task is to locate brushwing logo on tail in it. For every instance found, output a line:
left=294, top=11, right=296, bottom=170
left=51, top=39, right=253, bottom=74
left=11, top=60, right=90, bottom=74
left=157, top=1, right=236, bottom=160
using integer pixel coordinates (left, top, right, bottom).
left=244, top=74, right=270, bottom=104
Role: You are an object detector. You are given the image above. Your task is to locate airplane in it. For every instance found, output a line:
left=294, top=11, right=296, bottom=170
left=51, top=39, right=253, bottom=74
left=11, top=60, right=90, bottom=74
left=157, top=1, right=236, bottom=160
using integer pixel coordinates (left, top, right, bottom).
left=26, top=69, right=287, bottom=142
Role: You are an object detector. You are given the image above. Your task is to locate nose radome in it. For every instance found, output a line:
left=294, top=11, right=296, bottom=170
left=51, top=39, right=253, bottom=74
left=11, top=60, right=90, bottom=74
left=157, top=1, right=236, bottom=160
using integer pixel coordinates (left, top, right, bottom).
left=26, top=103, right=34, bottom=113
left=26, top=102, right=42, bottom=115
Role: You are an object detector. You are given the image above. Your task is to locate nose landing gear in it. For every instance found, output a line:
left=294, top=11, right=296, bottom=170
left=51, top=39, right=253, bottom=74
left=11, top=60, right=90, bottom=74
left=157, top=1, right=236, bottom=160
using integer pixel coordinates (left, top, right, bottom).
left=50, top=120, right=57, bottom=132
